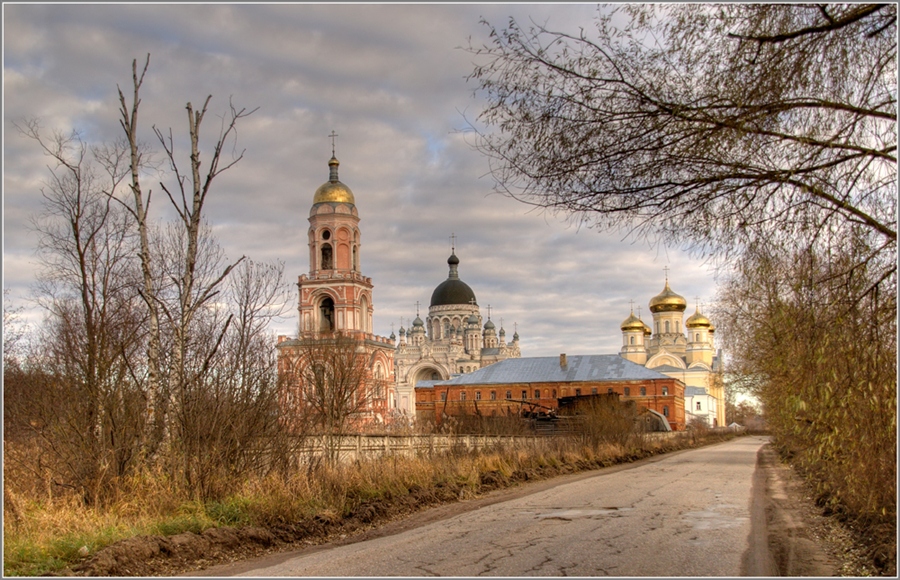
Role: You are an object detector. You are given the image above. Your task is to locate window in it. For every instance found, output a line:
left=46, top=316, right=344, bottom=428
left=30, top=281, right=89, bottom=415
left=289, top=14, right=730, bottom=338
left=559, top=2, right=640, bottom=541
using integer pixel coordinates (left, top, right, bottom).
left=490, top=391, right=496, bottom=400
left=475, top=391, right=482, bottom=401
left=552, top=389, right=557, bottom=398
left=460, top=391, right=466, bottom=401
left=440, top=392, right=446, bottom=402
left=320, top=243, right=333, bottom=269
left=695, top=333, right=700, bottom=342
left=575, top=388, right=582, bottom=396
left=521, top=390, right=527, bottom=400
left=664, top=320, right=670, bottom=333
left=607, top=388, right=613, bottom=394
left=630, top=336, right=635, bottom=345
left=624, top=387, right=630, bottom=396
left=592, top=388, right=598, bottom=395
left=534, top=389, right=541, bottom=399
left=696, top=401, right=702, bottom=411
left=663, top=406, right=669, bottom=417
left=662, top=387, right=668, bottom=396
left=506, top=390, right=512, bottom=400
left=640, top=387, right=646, bottom=396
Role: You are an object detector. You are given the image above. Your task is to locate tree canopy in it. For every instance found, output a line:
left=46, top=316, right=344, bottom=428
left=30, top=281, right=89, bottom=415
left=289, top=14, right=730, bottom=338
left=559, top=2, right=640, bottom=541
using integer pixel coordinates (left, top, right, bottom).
left=468, top=4, right=896, bottom=264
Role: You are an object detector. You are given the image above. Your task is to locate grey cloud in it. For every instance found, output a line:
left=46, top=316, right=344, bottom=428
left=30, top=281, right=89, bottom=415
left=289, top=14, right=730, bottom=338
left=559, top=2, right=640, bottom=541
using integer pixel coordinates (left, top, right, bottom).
left=4, top=3, right=719, bottom=358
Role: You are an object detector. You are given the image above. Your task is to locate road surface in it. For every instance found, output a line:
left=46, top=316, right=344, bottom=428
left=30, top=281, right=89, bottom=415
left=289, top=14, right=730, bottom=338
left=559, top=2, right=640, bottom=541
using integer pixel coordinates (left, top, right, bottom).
left=223, top=435, right=772, bottom=576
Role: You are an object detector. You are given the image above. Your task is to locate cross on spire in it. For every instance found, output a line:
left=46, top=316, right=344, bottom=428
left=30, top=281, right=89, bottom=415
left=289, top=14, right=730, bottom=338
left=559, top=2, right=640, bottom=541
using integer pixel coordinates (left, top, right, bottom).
left=450, top=232, right=457, bottom=253
left=415, top=301, right=420, bottom=317
left=663, top=265, right=670, bottom=282
left=329, top=130, right=339, bottom=157
left=487, top=304, right=492, bottom=319
left=629, top=299, right=635, bottom=313
left=637, top=305, right=643, bottom=319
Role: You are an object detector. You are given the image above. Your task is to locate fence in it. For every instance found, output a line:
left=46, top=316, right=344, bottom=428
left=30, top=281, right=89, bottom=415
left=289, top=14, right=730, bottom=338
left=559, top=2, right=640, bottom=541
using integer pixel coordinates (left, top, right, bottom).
left=292, top=434, right=547, bottom=463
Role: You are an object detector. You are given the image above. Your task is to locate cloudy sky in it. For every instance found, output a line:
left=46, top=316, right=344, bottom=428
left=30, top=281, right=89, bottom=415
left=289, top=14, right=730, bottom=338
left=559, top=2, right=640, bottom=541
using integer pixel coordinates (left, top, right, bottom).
left=3, top=3, right=721, bottom=357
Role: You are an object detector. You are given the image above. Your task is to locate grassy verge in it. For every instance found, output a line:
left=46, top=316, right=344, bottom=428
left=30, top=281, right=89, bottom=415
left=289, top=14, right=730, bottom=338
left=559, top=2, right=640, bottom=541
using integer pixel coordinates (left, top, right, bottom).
left=4, top=430, right=739, bottom=576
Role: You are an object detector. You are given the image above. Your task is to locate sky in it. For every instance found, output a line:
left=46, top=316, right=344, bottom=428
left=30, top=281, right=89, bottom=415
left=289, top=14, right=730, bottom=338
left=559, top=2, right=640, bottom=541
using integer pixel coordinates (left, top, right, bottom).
left=3, top=3, right=722, bottom=358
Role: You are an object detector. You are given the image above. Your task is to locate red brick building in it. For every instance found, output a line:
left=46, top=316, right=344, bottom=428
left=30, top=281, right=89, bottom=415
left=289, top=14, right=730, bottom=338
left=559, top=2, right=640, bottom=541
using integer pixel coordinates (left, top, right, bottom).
left=416, top=354, right=686, bottom=430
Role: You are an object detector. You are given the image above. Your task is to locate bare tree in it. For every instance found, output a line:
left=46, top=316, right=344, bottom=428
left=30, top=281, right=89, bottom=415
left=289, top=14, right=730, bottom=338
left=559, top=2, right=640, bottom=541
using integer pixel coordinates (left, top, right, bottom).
left=282, top=332, right=380, bottom=463
left=115, top=56, right=166, bottom=453
left=114, top=55, right=257, bottom=461
left=468, top=4, right=896, bottom=267
left=17, top=122, right=146, bottom=503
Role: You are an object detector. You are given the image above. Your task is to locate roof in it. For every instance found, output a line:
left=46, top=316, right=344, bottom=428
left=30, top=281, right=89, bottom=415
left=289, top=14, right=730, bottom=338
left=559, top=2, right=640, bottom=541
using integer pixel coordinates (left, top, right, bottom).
left=685, top=387, right=709, bottom=396
left=431, top=355, right=672, bottom=387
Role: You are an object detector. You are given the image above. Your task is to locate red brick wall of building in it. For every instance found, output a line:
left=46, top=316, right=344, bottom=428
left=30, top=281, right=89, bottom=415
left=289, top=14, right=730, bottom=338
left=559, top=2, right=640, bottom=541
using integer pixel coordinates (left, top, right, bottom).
left=416, top=378, right=685, bottom=430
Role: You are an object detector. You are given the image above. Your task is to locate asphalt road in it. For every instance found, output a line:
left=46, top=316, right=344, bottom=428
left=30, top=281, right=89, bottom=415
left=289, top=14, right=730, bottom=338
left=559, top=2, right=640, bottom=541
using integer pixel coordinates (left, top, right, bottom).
left=229, top=435, right=771, bottom=576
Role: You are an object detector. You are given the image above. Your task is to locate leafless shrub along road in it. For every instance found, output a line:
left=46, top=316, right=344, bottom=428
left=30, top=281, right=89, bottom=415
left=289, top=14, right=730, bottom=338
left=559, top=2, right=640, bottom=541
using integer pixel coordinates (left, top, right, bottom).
left=222, top=436, right=773, bottom=576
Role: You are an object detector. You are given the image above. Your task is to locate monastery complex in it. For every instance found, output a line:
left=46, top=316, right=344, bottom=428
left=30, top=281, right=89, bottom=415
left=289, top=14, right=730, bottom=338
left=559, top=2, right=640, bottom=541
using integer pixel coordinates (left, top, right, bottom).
left=277, top=152, right=724, bottom=431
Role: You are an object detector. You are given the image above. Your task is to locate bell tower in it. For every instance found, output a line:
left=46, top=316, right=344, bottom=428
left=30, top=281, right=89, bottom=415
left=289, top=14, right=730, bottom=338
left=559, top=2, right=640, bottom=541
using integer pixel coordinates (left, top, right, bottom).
left=297, top=143, right=373, bottom=338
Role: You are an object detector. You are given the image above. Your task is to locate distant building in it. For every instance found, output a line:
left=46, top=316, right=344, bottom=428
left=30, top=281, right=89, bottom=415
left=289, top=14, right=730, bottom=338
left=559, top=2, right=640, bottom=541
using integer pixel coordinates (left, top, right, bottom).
left=415, top=354, right=686, bottom=430
left=619, top=278, right=725, bottom=427
left=393, top=251, right=521, bottom=417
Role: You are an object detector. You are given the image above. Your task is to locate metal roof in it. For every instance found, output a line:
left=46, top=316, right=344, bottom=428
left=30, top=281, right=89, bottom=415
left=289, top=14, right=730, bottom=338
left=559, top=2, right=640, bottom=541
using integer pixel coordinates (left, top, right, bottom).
left=433, top=355, right=672, bottom=386
left=685, top=386, right=709, bottom=396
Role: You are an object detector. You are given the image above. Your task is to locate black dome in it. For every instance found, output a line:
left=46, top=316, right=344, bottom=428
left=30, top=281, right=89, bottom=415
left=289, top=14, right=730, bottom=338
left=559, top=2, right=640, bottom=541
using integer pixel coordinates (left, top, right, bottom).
left=430, top=279, right=477, bottom=307
left=430, top=252, right=477, bottom=307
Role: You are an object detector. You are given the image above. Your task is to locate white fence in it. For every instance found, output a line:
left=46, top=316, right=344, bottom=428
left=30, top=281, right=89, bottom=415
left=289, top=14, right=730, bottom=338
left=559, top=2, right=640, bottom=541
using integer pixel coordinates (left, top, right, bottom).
left=293, top=434, right=544, bottom=463
left=290, top=431, right=686, bottom=464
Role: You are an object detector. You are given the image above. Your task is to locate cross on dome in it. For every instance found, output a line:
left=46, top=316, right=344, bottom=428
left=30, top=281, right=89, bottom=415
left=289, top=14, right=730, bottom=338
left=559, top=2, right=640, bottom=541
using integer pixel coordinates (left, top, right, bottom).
left=329, top=130, right=339, bottom=157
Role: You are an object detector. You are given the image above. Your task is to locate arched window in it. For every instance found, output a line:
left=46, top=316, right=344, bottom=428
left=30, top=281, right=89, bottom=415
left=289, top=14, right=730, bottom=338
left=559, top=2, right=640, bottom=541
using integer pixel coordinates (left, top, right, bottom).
left=460, top=391, right=466, bottom=401
left=319, top=297, right=335, bottom=332
left=663, top=406, right=669, bottom=417
left=664, top=320, right=670, bottom=333
left=662, top=386, right=668, bottom=395
left=534, top=389, right=541, bottom=399
left=630, top=336, right=635, bottom=345
left=640, top=387, right=647, bottom=396
left=320, top=243, right=333, bottom=270
left=352, top=246, right=358, bottom=270
left=624, top=387, right=630, bottom=396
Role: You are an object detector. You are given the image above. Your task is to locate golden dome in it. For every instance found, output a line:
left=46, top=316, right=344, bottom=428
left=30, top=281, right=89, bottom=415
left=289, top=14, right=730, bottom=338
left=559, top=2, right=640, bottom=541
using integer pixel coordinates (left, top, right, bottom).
left=643, top=321, right=652, bottom=335
left=686, top=309, right=711, bottom=328
left=708, top=321, right=716, bottom=333
left=313, top=181, right=355, bottom=205
left=313, top=156, right=355, bottom=205
left=649, top=281, right=687, bottom=313
left=620, top=313, right=645, bottom=332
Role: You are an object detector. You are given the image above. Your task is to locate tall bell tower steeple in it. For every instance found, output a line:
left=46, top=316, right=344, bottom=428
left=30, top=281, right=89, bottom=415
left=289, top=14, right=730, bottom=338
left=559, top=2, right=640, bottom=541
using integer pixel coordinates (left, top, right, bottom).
left=297, top=138, right=372, bottom=337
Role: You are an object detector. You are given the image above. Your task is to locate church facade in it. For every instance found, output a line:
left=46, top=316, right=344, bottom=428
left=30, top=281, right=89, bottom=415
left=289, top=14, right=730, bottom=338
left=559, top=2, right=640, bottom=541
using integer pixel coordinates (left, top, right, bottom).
left=392, top=251, right=521, bottom=416
left=619, top=279, right=725, bottom=427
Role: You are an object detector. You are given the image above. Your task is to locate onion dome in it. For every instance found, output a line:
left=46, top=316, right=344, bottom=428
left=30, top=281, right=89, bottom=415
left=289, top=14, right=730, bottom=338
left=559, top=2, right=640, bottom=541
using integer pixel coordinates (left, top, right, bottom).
left=430, top=253, right=477, bottom=307
left=513, top=331, right=519, bottom=341
left=643, top=321, right=652, bottom=335
left=649, top=280, right=687, bottom=313
left=412, top=316, right=424, bottom=328
left=484, top=319, right=495, bottom=330
left=313, top=156, right=355, bottom=205
left=686, top=309, right=711, bottom=329
left=467, top=313, right=479, bottom=326
left=621, top=312, right=645, bottom=332
left=499, top=326, right=506, bottom=336
left=390, top=331, right=396, bottom=341
left=398, top=325, right=405, bottom=335
left=708, top=321, right=716, bottom=334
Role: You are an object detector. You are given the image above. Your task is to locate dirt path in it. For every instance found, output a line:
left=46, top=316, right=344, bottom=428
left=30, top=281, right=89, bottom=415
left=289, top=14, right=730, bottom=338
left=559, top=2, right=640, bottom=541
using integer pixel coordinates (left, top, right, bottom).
left=67, top=439, right=884, bottom=576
